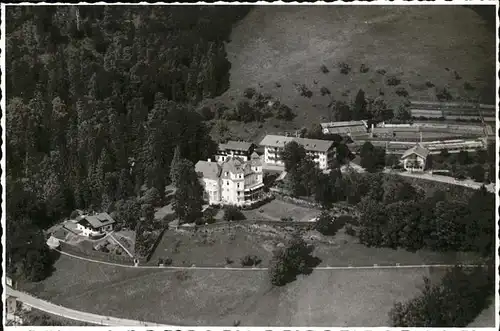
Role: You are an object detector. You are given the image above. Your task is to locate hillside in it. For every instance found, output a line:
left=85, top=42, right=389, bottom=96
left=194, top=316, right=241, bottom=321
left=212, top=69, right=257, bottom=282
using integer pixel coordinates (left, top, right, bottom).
left=214, top=6, right=496, bottom=141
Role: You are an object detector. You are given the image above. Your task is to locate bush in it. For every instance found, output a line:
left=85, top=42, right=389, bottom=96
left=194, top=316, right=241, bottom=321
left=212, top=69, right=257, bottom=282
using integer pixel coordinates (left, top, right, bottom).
left=225, top=257, right=233, bottom=265
left=345, top=225, right=356, bottom=236
left=453, top=71, right=462, bottom=80
left=314, top=211, right=337, bottom=236
left=164, top=257, right=173, bottom=265
left=294, top=83, right=313, bottom=98
left=395, top=87, right=409, bottom=97
left=320, top=86, right=331, bottom=96
left=463, top=81, right=475, bottom=91
left=338, top=62, right=351, bottom=75
left=240, top=254, right=262, bottom=267
left=425, top=81, right=435, bottom=88
left=69, top=210, right=79, bottom=219
left=376, top=68, right=387, bottom=75
left=320, top=64, right=329, bottom=73
left=281, top=216, right=293, bottom=222
left=243, top=87, right=257, bottom=99
left=360, top=63, right=369, bottom=73
left=223, top=205, right=246, bottom=222
left=386, top=76, right=401, bottom=86
left=436, top=87, right=453, bottom=101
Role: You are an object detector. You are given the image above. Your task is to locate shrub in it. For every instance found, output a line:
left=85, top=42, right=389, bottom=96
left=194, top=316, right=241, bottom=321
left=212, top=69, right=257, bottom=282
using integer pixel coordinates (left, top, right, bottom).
left=436, top=87, right=453, bottom=101
left=425, top=81, right=435, bottom=88
left=360, top=63, right=369, bottom=73
left=164, top=257, right=173, bottom=265
left=320, top=64, right=329, bottom=73
left=225, top=257, right=233, bottom=265
left=314, top=211, right=337, bottom=236
left=320, top=86, right=331, bottom=96
left=275, top=82, right=282, bottom=88
left=338, top=62, right=351, bottom=75
left=243, top=87, right=257, bottom=99
left=345, top=225, right=356, bottom=236
left=395, top=87, right=409, bottom=97
left=376, top=68, right=387, bottom=75
left=240, top=254, right=262, bottom=267
left=453, top=71, right=462, bottom=80
left=294, top=83, right=313, bottom=98
left=464, top=81, right=475, bottom=91
left=158, top=258, right=164, bottom=265
left=386, top=76, right=401, bottom=86
left=69, top=210, right=79, bottom=219
left=223, top=205, right=246, bottom=222
left=281, top=216, right=293, bottom=222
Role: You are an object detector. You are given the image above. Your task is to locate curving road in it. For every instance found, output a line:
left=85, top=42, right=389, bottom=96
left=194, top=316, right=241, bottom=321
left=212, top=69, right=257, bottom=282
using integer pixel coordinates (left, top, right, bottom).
left=6, top=287, right=168, bottom=326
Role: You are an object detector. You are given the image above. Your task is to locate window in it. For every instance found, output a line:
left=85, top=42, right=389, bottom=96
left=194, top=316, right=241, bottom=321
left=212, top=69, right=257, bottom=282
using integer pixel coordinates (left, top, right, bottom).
left=237, top=183, right=240, bottom=188
left=226, top=181, right=229, bottom=186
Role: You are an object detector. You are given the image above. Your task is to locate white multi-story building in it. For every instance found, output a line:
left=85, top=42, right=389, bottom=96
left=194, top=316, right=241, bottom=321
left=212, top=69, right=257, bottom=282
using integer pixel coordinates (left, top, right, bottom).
left=215, top=141, right=255, bottom=162
left=259, top=134, right=336, bottom=170
left=195, top=152, right=264, bottom=206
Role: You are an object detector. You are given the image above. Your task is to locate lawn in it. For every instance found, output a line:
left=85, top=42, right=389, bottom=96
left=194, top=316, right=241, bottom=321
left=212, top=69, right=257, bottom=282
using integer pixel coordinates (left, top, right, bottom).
left=213, top=6, right=495, bottom=141
left=242, top=199, right=320, bottom=222
left=23, top=254, right=454, bottom=326
left=147, top=225, right=277, bottom=267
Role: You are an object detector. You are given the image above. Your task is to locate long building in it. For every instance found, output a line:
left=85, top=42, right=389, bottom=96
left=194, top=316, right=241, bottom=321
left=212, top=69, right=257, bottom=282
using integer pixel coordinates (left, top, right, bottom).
left=259, top=134, right=336, bottom=170
left=320, top=120, right=368, bottom=138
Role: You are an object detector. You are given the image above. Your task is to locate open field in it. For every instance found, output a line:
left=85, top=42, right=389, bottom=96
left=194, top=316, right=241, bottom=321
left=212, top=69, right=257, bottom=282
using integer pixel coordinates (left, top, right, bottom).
left=22, top=254, right=455, bottom=326
left=212, top=6, right=495, bottom=141
left=242, top=199, right=320, bottom=222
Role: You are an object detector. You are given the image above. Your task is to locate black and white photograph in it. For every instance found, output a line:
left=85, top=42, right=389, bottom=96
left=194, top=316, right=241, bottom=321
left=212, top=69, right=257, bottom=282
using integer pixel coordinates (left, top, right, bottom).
left=2, top=1, right=498, bottom=328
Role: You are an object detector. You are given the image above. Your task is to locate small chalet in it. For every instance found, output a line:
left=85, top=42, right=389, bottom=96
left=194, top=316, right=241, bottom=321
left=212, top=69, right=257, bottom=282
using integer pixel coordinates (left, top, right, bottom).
left=400, top=144, right=429, bottom=172
left=76, top=212, right=116, bottom=237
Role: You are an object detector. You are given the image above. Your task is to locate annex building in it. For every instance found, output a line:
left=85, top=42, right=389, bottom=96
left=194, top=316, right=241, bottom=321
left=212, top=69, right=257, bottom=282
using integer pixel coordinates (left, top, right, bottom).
left=259, top=134, right=336, bottom=170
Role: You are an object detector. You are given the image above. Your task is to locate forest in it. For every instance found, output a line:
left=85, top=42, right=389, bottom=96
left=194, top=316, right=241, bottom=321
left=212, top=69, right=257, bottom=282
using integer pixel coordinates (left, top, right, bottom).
left=6, top=6, right=251, bottom=281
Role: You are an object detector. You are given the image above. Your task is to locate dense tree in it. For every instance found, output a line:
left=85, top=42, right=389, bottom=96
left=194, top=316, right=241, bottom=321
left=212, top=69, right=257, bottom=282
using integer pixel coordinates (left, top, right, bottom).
left=394, top=104, right=412, bottom=122
left=223, top=205, right=246, bottom=222
left=169, top=145, right=182, bottom=186
left=281, top=141, right=307, bottom=172
left=352, top=89, right=368, bottom=120
left=360, top=142, right=386, bottom=172
left=172, top=159, right=204, bottom=223
left=6, top=218, right=55, bottom=282
left=269, top=233, right=318, bottom=286
left=390, top=266, right=494, bottom=327
left=314, top=211, right=338, bottom=235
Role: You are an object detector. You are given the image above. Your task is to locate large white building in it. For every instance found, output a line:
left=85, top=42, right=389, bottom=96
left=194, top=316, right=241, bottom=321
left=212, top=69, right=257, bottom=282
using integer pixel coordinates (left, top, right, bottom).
left=195, top=152, right=264, bottom=206
left=259, top=134, right=336, bottom=170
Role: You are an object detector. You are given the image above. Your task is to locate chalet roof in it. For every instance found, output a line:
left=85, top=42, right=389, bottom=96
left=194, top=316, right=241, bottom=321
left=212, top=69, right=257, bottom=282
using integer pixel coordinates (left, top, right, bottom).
left=195, top=160, right=221, bottom=180
left=259, top=135, right=334, bottom=152
left=78, top=212, right=116, bottom=229
left=401, top=144, right=430, bottom=160
left=219, top=141, right=253, bottom=152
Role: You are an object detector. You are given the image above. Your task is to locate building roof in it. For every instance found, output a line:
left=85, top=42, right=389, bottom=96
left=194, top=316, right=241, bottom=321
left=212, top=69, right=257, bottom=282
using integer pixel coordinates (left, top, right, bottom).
left=259, top=135, right=334, bottom=152
left=401, top=144, right=430, bottom=160
left=219, top=141, right=253, bottom=152
left=195, top=160, right=222, bottom=180
left=78, top=212, right=116, bottom=229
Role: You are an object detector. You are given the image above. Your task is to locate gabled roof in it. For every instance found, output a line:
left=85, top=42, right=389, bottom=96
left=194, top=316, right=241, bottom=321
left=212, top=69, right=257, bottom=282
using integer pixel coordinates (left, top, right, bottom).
left=219, top=141, right=253, bottom=152
left=221, top=157, right=245, bottom=177
left=401, top=144, right=430, bottom=159
left=259, top=135, right=334, bottom=152
left=78, top=212, right=115, bottom=229
left=195, top=160, right=222, bottom=180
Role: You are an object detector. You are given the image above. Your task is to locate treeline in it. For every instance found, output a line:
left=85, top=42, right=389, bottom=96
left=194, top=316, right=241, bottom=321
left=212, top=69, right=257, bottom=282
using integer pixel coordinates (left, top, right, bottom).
left=356, top=175, right=494, bottom=258
left=6, top=6, right=250, bottom=281
left=390, top=265, right=494, bottom=327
